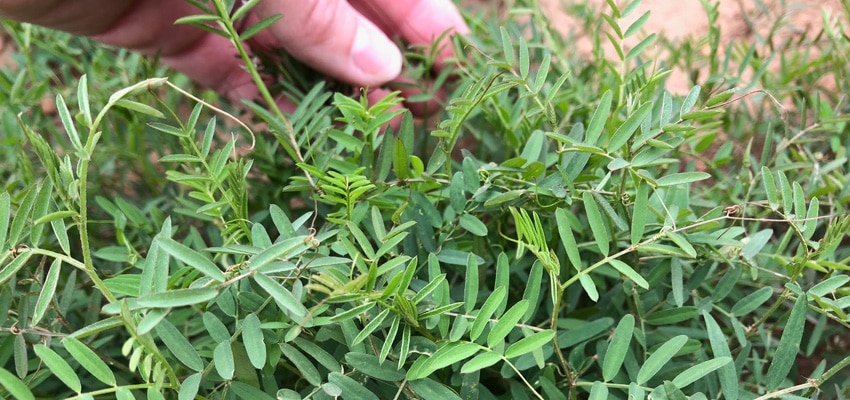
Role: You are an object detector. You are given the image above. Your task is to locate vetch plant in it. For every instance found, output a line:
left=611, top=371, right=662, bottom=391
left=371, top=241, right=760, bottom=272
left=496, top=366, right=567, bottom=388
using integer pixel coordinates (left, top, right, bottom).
left=2, top=0, right=850, bottom=399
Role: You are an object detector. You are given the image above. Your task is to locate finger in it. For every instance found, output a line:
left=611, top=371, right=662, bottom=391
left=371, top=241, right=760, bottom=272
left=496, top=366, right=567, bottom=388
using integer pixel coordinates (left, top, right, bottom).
left=253, top=0, right=403, bottom=87
left=351, top=0, right=469, bottom=69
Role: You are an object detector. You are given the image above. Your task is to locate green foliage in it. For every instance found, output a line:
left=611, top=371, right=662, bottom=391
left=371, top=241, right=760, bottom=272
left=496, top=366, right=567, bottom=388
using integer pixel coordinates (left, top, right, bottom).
left=3, top=0, right=850, bottom=399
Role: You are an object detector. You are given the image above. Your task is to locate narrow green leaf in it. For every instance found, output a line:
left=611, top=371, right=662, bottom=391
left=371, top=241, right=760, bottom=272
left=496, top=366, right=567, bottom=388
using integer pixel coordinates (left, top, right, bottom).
left=487, top=300, right=530, bottom=347
left=380, top=316, right=401, bottom=363
left=741, top=229, right=773, bottom=262
left=32, top=259, right=61, bottom=326
left=655, top=172, right=710, bottom=187
left=470, top=286, right=507, bottom=341
left=330, top=302, right=375, bottom=323
left=137, top=287, right=218, bottom=308
left=637, top=335, right=687, bottom=384
left=241, top=314, right=266, bottom=369
left=0, top=367, right=35, bottom=400
left=522, top=262, right=543, bottom=321
left=731, top=286, right=773, bottom=316
left=778, top=171, right=793, bottom=216
left=483, top=189, right=523, bottom=208
left=33, top=344, right=81, bottom=393
left=607, top=259, right=649, bottom=289
left=0, top=192, right=10, bottom=250
left=281, top=343, right=322, bottom=386
left=624, top=10, right=650, bottom=37
left=230, top=382, right=275, bottom=400
left=809, top=275, right=850, bottom=297
left=77, top=75, right=93, bottom=127
left=500, top=27, right=514, bottom=65
left=213, top=341, right=234, bottom=380
left=702, top=312, right=738, bottom=400
left=8, top=185, right=39, bottom=248
left=239, top=14, right=282, bottom=41
left=63, top=337, right=116, bottom=386
left=609, top=102, right=652, bottom=151
left=706, top=88, right=737, bottom=107
left=765, top=294, right=808, bottom=390
left=579, top=274, right=599, bottom=302
left=248, top=236, right=310, bottom=271
left=602, top=314, right=635, bottom=382
left=345, top=352, right=405, bottom=381
left=410, top=378, right=464, bottom=400
left=411, top=273, right=446, bottom=304
left=14, top=335, right=26, bottom=378
left=155, top=319, right=204, bottom=372
left=115, top=99, right=165, bottom=118
left=533, top=53, right=551, bottom=93
left=459, top=214, right=488, bottom=236
left=589, top=381, right=609, bottom=400
left=464, top=254, right=480, bottom=313
left=584, top=192, right=609, bottom=255
left=157, top=238, right=224, bottom=282
left=586, top=90, right=613, bottom=145
left=504, top=330, right=555, bottom=359
left=792, top=182, right=806, bottom=222
left=671, top=356, right=732, bottom=388
left=0, top=253, right=33, bottom=286
left=460, top=351, right=502, bottom=374
left=32, top=210, right=77, bottom=226
left=518, top=37, right=530, bottom=79
left=328, top=372, right=379, bottom=400
left=411, top=342, right=480, bottom=381
left=762, top=167, right=778, bottom=211
left=352, top=308, right=391, bottom=346
left=253, top=274, right=309, bottom=320
left=680, top=86, right=701, bottom=117
left=137, top=308, right=168, bottom=335
left=56, top=94, right=82, bottom=150
left=393, top=138, right=410, bottom=180
left=178, top=373, right=201, bottom=400
left=625, top=33, right=656, bottom=60
left=555, top=208, right=581, bottom=271
left=802, top=198, right=819, bottom=240
left=631, top=180, right=649, bottom=245
left=645, top=307, right=699, bottom=325
left=665, top=231, right=696, bottom=258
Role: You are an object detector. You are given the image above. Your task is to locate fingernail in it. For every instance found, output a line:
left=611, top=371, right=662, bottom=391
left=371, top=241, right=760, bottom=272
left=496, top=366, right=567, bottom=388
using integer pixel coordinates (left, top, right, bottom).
left=352, top=22, right=402, bottom=85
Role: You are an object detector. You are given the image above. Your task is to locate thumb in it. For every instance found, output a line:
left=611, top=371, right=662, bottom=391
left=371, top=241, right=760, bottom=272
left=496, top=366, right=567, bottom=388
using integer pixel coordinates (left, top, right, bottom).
left=254, top=0, right=403, bottom=87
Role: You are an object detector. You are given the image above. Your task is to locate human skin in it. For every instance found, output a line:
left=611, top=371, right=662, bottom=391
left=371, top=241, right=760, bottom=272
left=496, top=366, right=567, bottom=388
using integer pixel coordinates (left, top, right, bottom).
left=0, top=0, right=469, bottom=110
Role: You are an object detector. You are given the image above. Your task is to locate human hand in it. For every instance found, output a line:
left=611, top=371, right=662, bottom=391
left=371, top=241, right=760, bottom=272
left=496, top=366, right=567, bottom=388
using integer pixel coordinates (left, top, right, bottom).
left=0, top=0, right=469, bottom=112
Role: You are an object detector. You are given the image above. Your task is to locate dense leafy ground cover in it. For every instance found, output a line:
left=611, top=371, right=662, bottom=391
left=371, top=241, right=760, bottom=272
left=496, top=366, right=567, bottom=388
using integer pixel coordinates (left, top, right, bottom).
left=2, top=0, right=850, bottom=398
